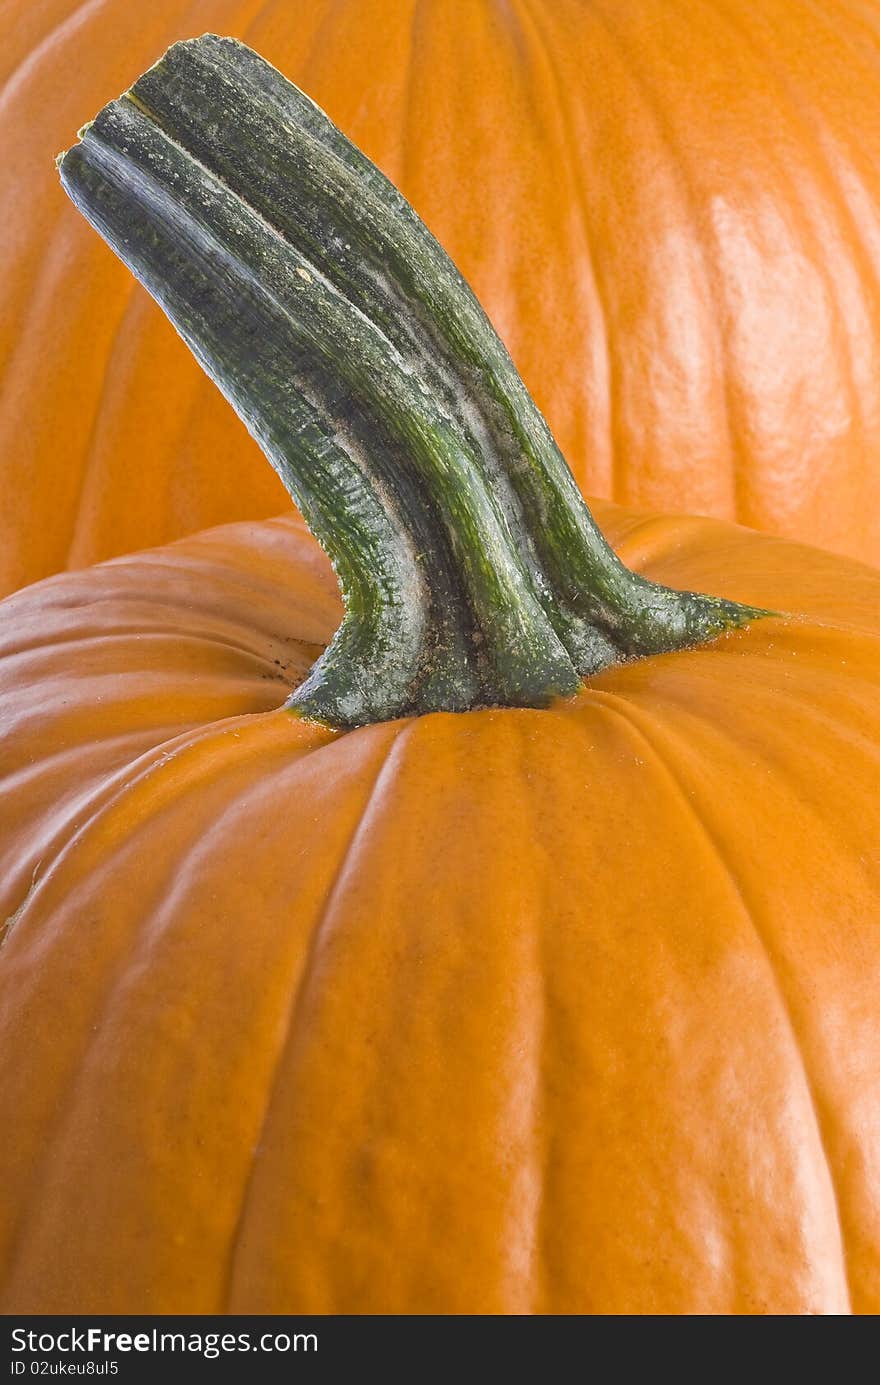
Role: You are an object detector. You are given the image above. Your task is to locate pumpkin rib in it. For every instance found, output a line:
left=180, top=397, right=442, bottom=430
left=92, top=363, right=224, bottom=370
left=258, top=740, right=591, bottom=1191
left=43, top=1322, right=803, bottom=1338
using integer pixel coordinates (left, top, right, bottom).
left=594, top=635, right=880, bottom=1308
left=229, top=0, right=275, bottom=48
left=0, top=525, right=332, bottom=930
left=831, top=0, right=880, bottom=60
left=589, top=0, right=746, bottom=518
left=610, top=619, right=880, bottom=709
left=223, top=720, right=415, bottom=1312
left=795, top=16, right=880, bottom=297
left=709, top=0, right=872, bottom=484
left=0, top=865, right=42, bottom=955
left=0, top=0, right=226, bottom=589
left=0, top=712, right=325, bottom=1300
left=676, top=699, right=880, bottom=1312
left=2, top=712, right=284, bottom=934
left=512, top=711, right=550, bottom=1316
left=0, top=0, right=73, bottom=88
left=0, top=624, right=285, bottom=672
left=105, top=549, right=336, bottom=632
left=510, top=692, right=845, bottom=1311
left=720, top=0, right=880, bottom=287
left=64, top=278, right=147, bottom=568
left=799, top=0, right=880, bottom=85
left=0, top=716, right=278, bottom=968
left=0, top=0, right=107, bottom=116
left=591, top=691, right=855, bottom=1310
left=513, top=0, right=617, bottom=502
left=756, top=642, right=880, bottom=746
left=0, top=204, right=76, bottom=426
left=297, top=0, right=354, bottom=94
left=397, top=0, right=423, bottom=196
left=221, top=720, right=409, bottom=1312
left=0, top=727, right=203, bottom=920
left=0, top=724, right=205, bottom=802
left=0, top=0, right=166, bottom=365
left=531, top=0, right=642, bottom=509
left=737, top=0, right=880, bottom=546
left=509, top=0, right=610, bottom=490
left=219, top=708, right=573, bottom=1314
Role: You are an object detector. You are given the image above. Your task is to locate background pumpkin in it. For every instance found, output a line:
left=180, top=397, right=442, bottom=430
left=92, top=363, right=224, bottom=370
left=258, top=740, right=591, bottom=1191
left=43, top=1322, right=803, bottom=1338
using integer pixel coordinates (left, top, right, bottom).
left=4, top=0, right=880, bottom=600
left=2, top=38, right=880, bottom=1311
left=1, top=500, right=879, bottom=1313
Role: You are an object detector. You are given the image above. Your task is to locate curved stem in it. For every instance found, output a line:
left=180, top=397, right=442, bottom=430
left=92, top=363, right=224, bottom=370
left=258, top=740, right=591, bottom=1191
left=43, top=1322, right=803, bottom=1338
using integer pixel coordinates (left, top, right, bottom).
left=58, top=34, right=766, bottom=728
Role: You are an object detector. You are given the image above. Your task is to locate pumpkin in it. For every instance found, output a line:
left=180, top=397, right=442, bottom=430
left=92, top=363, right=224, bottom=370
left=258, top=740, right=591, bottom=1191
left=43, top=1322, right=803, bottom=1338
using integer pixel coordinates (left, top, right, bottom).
left=2, top=35, right=880, bottom=1316
left=3, top=0, right=880, bottom=602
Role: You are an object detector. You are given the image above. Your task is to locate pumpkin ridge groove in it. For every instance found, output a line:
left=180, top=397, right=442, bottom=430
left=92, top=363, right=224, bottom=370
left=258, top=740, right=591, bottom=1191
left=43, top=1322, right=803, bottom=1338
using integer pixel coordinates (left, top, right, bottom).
left=716, top=0, right=880, bottom=291
left=707, top=0, right=870, bottom=488
left=0, top=728, right=215, bottom=969
left=221, top=723, right=407, bottom=1312
left=801, top=0, right=880, bottom=82
left=515, top=715, right=549, bottom=1316
left=0, top=864, right=42, bottom=953
left=397, top=0, right=423, bottom=195
left=588, top=0, right=745, bottom=520
left=0, top=714, right=313, bottom=1303
left=0, top=0, right=208, bottom=408
left=0, top=210, right=86, bottom=459
left=297, top=0, right=353, bottom=95
left=0, top=621, right=289, bottom=671
left=0, top=715, right=290, bottom=975
left=589, top=692, right=854, bottom=1313
left=514, top=0, right=616, bottom=500
left=0, top=0, right=108, bottom=118
left=0, top=729, right=199, bottom=919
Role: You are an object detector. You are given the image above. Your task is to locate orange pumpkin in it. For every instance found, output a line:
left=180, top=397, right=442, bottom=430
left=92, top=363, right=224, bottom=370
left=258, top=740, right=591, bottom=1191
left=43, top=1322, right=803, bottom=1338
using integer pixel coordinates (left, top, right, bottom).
left=1, top=34, right=879, bottom=1315
left=1, top=500, right=879, bottom=1314
left=3, top=0, right=880, bottom=600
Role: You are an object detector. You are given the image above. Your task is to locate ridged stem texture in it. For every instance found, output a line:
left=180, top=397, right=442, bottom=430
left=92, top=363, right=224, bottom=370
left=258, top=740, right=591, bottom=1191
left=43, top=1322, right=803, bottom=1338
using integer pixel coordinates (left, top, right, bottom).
left=58, top=34, right=765, bottom=727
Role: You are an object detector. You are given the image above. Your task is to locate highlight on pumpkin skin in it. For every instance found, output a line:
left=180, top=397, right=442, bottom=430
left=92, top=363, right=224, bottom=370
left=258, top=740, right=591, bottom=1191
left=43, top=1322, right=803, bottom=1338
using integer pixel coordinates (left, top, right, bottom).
left=57, top=34, right=769, bottom=730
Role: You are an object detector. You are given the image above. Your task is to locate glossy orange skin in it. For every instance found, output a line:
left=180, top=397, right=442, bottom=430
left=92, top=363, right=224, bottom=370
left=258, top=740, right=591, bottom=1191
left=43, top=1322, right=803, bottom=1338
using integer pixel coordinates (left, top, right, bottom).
left=4, top=0, right=880, bottom=599
left=1, top=499, right=878, bottom=1314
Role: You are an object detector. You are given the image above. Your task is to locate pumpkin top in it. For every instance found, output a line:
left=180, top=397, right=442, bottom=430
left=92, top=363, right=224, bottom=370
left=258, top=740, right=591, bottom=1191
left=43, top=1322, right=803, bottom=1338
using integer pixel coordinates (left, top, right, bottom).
left=57, top=35, right=764, bottom=729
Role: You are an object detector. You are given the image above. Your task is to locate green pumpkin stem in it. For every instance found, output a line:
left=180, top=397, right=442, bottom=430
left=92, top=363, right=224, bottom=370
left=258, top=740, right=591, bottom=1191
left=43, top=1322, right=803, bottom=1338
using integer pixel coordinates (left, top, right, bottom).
left=58, top=33, right=765, bottom=728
